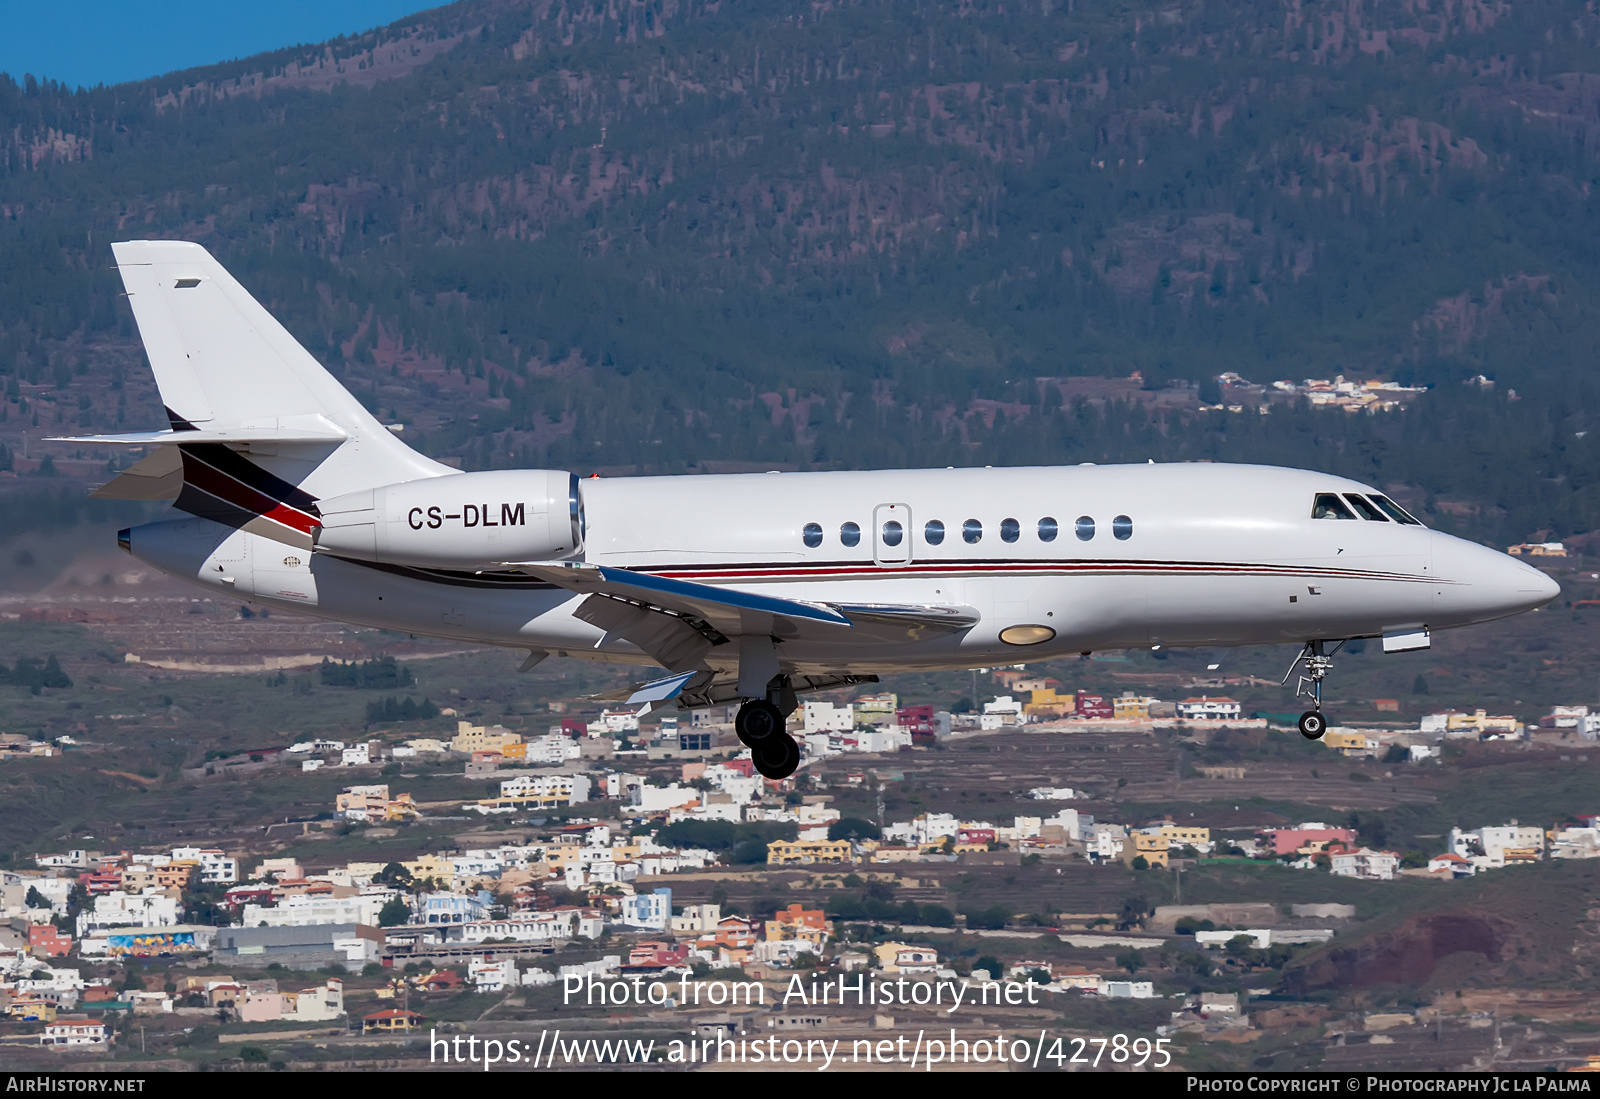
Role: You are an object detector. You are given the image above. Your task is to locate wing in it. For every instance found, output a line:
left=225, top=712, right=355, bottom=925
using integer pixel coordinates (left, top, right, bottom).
left=510, top=561, right=978, bottom=678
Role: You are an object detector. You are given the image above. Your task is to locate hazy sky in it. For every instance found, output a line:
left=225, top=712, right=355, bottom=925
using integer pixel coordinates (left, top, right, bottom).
left=0, top=1, right=436, bottom=90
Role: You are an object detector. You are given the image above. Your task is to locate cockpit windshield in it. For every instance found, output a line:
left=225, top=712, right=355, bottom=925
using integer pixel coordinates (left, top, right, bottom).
left=1312, top=493, right=1357, bottom=520
left=1312, top=491, right=1426, bottom=526
left=1343, top=494, right=1388, bottom=522
left=1367, top=494, right=1424, bottom=526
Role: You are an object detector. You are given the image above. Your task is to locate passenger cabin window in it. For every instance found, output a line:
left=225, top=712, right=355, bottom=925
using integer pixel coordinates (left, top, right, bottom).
left=1312, top=493, right=1357, bottom=520
left=1038, top=517, right=1058, bottom=542
left=1113, top=515, right=1133, bottom=540
left=802, top=522, right=823, bottom=548
left=1343, top=494, right=1388, bottom=522
left=924, top=519, right=945, bottom=545
left=1368, top=494, right=1424, bottom=526
left=1075, top=516, right=1095, bottom=541
left=882, top=520, right=904, bottom=547
left=840, top=521, right=862, bottom=547
left=1000, top=518, right=1020, bottom=543
left=963, top=519, right=983, bottom=544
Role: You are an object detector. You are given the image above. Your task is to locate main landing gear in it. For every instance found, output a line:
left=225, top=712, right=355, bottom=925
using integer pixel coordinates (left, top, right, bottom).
left=1282, top=640, right=1343, bottom=740
left=736, top=699, right=801, bottom=780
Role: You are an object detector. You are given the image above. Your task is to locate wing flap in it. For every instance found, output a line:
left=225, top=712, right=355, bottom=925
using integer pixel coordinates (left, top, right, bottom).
left=571, top=594, right=723, bottom=673
left=511, top=561, right=852, bottom=637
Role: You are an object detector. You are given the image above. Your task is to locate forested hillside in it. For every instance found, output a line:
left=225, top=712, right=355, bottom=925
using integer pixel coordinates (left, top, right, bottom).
left=4, top=0, right=1600, bottom=546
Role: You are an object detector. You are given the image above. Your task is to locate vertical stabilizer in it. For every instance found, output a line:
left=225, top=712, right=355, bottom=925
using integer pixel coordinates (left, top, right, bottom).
left=111, top=240, right=451, bottom=499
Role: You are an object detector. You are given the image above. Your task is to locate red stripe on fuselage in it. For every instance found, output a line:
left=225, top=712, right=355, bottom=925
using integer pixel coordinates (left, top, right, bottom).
left=180, top=451, right=319, bottom=534
left=642, top=560, right=1434, bottom=584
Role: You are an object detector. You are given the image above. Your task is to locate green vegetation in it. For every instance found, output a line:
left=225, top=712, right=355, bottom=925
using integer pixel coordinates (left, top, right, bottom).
left=652, top=819, right=798, bottom=865
left=320, top=656, right=414, bottom=689
left=1, top=655, right=72, bottom=693
left=365, top=695, right=439, bottom=725
left=826, top=816, right=881, bottom=842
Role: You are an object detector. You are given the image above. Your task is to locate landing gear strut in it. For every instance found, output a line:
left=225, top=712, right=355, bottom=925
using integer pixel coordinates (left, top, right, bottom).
left=1282, top=640, right=1344, bottom=740
left=736, top=697, right=800, bottom=780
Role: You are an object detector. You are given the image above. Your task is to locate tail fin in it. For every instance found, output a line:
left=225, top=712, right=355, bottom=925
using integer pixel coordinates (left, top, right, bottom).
left=73, top=241, right=455, bottom=547
left=109, top=239, right=450, bottom=497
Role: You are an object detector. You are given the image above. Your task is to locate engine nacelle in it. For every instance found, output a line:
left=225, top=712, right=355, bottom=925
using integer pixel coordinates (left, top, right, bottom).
left=313, top=470, right=584, bottom=568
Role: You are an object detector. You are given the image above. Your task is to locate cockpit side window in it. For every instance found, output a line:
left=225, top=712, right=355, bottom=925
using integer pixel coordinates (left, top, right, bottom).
left=1312, top=493, right=1357, bottom=520
left=1343, top=494, right=1388, bottom=522
left=1367, top=494, right=1424, bottom=526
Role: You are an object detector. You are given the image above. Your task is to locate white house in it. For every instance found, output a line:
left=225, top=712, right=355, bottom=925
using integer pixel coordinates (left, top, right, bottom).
left=845, top=728, right=911, bottom=753
left=40, top=1020, right=110, bottom=1047
left=983, top=696, right=1023, bottom=724
left=619, top=888, right=672, bottom=931
left=469, top=958, right=520, bottom=993
left=633, top=784, right=699, bottom=813
left=1087, top=824, right=1127, bottom=863
left=1550, top=827, right=1600, bottom=859
left=1175, top=697, right=1242, bottom=721
left=242, top=892, right=390, bottom=928
left=1101, top=981, right=1155, bottom=998
left=1449, top=823, right=1545, bottom=867
left=523, top=734, right=582, bottom=765
left=671, top=904, right=721, bottom=933
left=455, top=910, right=600, bottom=944
left=803, top=702, right=854, bottom=734
left=1329, top=848, right=1399, bottom=881
left=1427, top=853, right=1475, bottom=877
left=171, top=848, right=238, bottom=884
left=417, top=892, right=491, bottom=925
left=76, top=889, right=181, bottom=936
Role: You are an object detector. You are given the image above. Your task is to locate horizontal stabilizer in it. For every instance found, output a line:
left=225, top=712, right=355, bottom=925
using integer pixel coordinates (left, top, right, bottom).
left=90, top=448, right=183, bottom=501
left=51, top=415, right=347, bottom=448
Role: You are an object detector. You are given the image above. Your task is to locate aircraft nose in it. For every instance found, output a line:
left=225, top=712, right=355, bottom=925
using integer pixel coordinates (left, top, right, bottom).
left=1432, top=532, right=1560, bottom=625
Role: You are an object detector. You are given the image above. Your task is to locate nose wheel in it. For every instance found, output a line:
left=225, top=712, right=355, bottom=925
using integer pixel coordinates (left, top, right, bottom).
left=1282, top=640, right=1343, bottom=741
left=735, top=699, right=800, bottom=779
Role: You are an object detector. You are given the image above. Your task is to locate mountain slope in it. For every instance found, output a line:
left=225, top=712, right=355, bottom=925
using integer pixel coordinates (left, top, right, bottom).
left=3, top=0, right=1600, bottom=544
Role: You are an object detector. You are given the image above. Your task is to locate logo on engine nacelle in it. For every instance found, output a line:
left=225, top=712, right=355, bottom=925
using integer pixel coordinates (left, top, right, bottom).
left=407, top=503, right=527, bottom=530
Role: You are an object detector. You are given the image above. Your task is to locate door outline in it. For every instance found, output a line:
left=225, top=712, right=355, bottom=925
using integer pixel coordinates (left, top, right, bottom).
left=873, top=503, right=912, bottom=567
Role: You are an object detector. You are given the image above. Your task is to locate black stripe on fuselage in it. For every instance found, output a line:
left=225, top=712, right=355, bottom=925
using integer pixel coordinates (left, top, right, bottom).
left=179, top=444, right=321, bottom=516
left=330, top=556, right=560, bottom=590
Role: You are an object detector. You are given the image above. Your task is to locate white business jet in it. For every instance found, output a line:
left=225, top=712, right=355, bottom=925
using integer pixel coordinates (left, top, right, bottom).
left=66, top=242, right=1558, bottom=778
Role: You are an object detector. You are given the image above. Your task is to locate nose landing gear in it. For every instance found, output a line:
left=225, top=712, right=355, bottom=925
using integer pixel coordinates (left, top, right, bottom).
left=1282, top=640, right=1344, bottom=740
left=735, top=690, right=801, bottom=780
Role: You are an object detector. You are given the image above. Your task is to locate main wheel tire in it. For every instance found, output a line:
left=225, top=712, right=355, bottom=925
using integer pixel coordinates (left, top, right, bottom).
left=1298, top=710, right=1327, bottom=740
left=735, top=699, right=784, bottom=746
left=753, top=733, right=800, bottom=780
